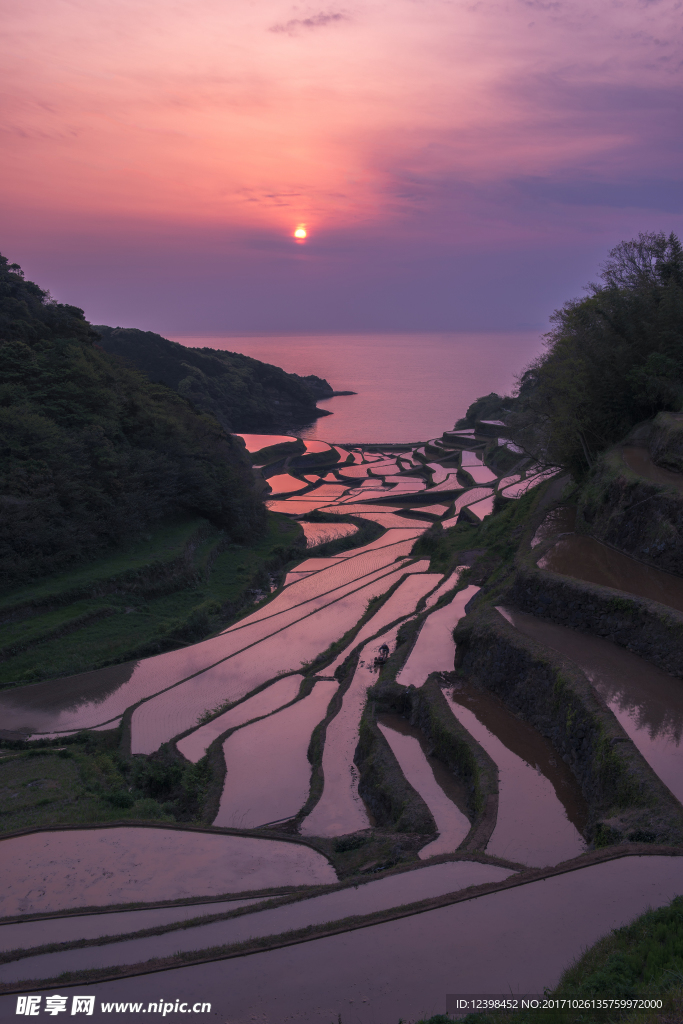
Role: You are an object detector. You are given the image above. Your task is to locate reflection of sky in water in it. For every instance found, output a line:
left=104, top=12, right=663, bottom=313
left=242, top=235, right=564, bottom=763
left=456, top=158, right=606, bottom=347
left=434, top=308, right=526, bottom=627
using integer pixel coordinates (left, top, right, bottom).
left=498, top=607, right=683, bottom=804
left=539, top=533, right=683, bottom=614
left=219, top=334, right=543, bottom=444
left=446, top=690, right=586, bottom=866
left=4, top=429, right=502, bottom=751
left=0, top=661, right=137, bottom=734
left=599, top=691, right=683, bottom=804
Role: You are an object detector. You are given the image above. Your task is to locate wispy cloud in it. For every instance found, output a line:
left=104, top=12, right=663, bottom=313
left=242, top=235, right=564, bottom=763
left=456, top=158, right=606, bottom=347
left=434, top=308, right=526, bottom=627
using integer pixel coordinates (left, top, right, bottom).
left=269, top=11, right=348, bottom=35
left=3, top=0, right=682, bottom=312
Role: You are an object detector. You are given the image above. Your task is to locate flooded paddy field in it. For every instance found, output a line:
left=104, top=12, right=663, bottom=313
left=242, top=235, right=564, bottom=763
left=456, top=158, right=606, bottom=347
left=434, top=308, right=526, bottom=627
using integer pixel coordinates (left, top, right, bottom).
left=5, top=428, right=679, bottom=1015
left=301, top=625, right=407, bottom=837
left=328, top=571, right=443, bottom=653
left=397, top=585, right=479, bottom=687
left=446, top=687, right=588, bottom=866
left=234, top=434, right=301, bottom=454
left=0, top=860, right=515, bottom=984
left=6, top=856, right=682, bottom=1019
left=0, top=663, right=138, bottom=736
left=214, top=679, right=337, bottom=828
left=0, top=531, right=428, bottom=738
left=423, top=568, right=465, bottom=607
left=538, top=529, right=683, bottom=613
left=377, top=714, right=472, bottom=857
left=622, top=445, right=683, bottom=491
left=263, top=473, right=311, bottom=496
left=131, top=560, right=429, bottom=754
left=0, top=896, right=267, bottom=952
left=177, top=674, right=304, bottom=763
left=468, top=493, right=496, bottom=519
left=498, top=606, right=683, bottom=804
left=0, top=827, right=335, bottom=916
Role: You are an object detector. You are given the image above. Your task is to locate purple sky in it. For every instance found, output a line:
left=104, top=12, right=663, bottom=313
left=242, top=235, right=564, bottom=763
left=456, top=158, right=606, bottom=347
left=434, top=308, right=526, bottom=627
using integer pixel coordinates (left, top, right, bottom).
left=2, top=0, right=681, bottom=335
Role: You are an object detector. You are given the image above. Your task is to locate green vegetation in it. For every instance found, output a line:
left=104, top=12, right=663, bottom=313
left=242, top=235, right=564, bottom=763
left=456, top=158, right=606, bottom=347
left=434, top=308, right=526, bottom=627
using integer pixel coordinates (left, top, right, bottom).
left=455, top=392, right=513, bottom=430
left=415, top=895, right=683, bottom=1024
left=511, top=231, right=683, bottom=478
left=457, top=232, right=683, bottom=481
left=0, top=254, right=266, bottom=587
left=649, top=410, right=683, bottom=473
left=411, top=483, right=544, bottom=584
left=0, top=729, right=211, bottom=832
left=0, top=512, right=303, bottom=685
left=95, top=325, right=334, bottom=433
left=559, top=895, right=683, bottom=1001
left=0, top=515, right=207, bottom=616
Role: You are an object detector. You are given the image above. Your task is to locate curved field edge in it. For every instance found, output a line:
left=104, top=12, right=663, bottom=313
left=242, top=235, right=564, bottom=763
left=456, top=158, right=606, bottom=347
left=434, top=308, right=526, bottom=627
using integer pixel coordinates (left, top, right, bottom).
left=416, top=892, right=683, bottom=1024
left=359, top=674, right=499, bottom=853
left=0, top=847, right=679, bottom=994
left=509, top=527, right=683, bottom=679
left=0, top=849, right=521, bottom=964
left=0, top=514, right=306, bottom=688
left=453, top=606, right=683, bottom=847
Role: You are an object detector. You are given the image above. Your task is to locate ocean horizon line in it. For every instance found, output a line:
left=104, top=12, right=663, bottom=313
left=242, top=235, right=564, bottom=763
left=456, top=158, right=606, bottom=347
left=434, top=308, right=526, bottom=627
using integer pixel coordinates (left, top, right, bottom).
left=169, top=329, right=544, bottom=341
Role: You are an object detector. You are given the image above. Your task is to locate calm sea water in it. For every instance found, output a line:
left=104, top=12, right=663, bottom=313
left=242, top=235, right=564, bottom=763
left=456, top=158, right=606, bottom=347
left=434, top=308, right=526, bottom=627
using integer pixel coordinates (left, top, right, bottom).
left=172, top=333, right=544, bottom=444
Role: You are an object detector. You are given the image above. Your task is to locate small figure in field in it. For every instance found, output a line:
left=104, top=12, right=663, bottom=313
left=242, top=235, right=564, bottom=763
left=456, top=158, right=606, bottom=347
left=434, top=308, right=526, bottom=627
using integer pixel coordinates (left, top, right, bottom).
left=375, top=643, right=390, bottom=666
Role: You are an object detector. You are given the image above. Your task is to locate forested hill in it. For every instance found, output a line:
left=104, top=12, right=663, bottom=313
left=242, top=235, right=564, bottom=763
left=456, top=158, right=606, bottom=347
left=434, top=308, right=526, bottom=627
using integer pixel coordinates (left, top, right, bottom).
left=509, top=232, right=683, bottom=478
left=94, top=326, right=336, bottom=433
left=0, top=256, right=266, bottom=586
left=458, top=232, right=683, bottom=480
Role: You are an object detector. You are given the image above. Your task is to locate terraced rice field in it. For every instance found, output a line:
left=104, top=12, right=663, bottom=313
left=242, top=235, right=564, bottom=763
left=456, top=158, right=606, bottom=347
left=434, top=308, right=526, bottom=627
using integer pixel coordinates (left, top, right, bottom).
left=265, top=473, right=311, bottom=496
left=176, top=674, right=305, bottom=763
left=378, top=714, right=472, bottom=857
left=396, top=585, right=479, bottom=687
left=301, top=623, right=409, bottom=837
left=498, top=606, right=683, bottom=805
left=446, top=689, right=588, bottom=866
left=538, top=529, right=683, bottom=613
left=214, top=679, right=338, bottom=828
left=6, top=429, right=680, bottom=1020
left=0, top=828, right=335, bottom=916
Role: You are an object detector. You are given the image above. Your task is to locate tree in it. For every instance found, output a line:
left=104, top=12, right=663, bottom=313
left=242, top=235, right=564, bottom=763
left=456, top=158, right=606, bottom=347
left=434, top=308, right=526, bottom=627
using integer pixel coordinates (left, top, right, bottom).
left=0, top=254, right=266, bottom=585
left=508, top=232, right=683, bottom=479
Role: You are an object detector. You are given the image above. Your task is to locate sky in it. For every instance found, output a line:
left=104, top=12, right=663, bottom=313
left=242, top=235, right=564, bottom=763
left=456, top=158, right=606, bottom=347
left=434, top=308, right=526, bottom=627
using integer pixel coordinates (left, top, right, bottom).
left=2, top=0, right=682, bottom=334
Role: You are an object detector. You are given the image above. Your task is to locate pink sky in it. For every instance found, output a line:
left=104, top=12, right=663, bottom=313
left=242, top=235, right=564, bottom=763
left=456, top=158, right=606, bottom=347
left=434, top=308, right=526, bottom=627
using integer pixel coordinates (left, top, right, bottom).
left=2, top=0, right=682, bottom=332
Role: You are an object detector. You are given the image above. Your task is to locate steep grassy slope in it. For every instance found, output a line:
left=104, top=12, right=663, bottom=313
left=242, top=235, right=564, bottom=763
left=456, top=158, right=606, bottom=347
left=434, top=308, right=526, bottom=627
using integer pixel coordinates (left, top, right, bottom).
left=0, top=512, right=303, bottom=686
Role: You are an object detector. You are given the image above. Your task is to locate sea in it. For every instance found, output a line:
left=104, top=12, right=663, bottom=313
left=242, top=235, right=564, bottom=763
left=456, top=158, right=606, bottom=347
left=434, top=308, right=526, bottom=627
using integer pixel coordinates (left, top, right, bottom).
left=171, top=332, right=545, bottom=445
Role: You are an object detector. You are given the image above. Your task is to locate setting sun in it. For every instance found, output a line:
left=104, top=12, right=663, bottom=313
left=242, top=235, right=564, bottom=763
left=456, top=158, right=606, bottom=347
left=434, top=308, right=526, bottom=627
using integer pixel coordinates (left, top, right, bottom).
left=294, top=225, right=307, bottom=240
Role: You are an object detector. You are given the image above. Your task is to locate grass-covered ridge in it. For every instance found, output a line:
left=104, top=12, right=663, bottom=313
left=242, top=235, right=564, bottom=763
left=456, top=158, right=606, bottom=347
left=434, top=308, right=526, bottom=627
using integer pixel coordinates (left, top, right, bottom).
left=0, top=728, right=210, bottom=833
left=0, top=511, right=303, bottom=686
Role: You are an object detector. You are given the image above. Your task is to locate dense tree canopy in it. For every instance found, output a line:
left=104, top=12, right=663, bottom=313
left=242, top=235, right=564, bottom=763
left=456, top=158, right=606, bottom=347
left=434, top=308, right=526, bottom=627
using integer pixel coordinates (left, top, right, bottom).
left=0, top=256, right=266, bottom=586
left=94, top=326, right=334, bottom=433
left=509, top=232, right=683, bottom=478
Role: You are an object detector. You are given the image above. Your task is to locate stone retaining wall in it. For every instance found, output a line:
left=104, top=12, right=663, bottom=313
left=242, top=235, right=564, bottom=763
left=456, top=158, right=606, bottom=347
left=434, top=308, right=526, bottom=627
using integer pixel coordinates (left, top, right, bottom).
left=453, top=606, right=683, bottom=847
left=355, top=715, right=436, bottom=835
left=507, top=561, right=683, bottom=678
left=578, top=443, right=683, bottom=576
left=362, top=676, right=499, bottom=852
